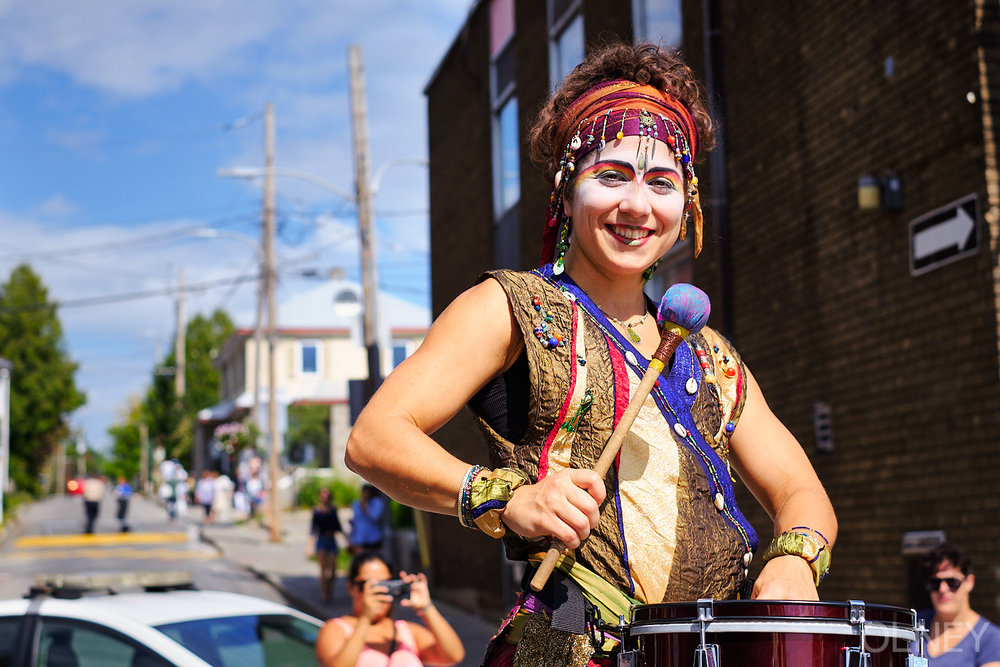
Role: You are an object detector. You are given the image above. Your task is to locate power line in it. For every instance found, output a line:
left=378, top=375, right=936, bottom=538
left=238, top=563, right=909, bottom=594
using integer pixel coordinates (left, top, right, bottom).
left=0, top=272, right=261, bottom=314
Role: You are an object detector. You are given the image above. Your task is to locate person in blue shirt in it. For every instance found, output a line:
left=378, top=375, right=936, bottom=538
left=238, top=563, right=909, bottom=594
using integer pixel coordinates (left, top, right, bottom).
left=349, top=485, right=386, bottom=555
left=919, top=542, right=1000, bottom=666
left=113, top=476, right=132, bottom=533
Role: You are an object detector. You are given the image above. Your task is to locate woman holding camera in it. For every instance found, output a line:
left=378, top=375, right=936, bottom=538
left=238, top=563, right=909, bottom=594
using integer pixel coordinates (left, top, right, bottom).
left=315, top=551, right=465, bottom=667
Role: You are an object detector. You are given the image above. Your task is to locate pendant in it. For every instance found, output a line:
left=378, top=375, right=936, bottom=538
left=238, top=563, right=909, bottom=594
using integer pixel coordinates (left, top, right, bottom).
left=626, top=326, right=641, bottom=343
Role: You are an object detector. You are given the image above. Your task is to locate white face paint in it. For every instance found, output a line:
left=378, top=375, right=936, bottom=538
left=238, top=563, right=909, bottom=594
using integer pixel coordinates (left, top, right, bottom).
left=562, top=134, right=684, bottom=282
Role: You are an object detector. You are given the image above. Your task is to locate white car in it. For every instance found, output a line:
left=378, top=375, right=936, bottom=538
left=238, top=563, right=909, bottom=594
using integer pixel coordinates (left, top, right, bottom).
left=0, top=571, right=322, bottom=666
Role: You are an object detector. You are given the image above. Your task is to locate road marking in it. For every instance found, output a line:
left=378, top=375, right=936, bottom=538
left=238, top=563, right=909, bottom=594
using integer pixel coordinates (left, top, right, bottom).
left=3, top=547, right=218, bottom=561
left=15, top=532, right=189, bottom=549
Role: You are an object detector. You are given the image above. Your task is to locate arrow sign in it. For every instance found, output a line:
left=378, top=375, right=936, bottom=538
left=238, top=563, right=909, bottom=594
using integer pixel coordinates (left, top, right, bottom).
left=910, top=194, right=979, bottom=276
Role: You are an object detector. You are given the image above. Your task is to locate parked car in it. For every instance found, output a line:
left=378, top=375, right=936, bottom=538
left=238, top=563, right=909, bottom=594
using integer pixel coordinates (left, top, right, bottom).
left=0, top=571, right=321, bottom=666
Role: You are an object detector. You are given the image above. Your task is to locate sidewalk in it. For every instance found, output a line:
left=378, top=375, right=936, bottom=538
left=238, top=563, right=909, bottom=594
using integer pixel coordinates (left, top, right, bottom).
left=199, top=508, right=499, bottom=666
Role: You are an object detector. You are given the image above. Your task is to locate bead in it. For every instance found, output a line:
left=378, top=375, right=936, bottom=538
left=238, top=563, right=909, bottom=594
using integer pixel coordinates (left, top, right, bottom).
left=744, top=551, right=753, bottom=566
left=570, top=135, right=582, bottom=150
left=548, top=337, right=559, bottom=348
left=725, top=422, right=736, bottom=434
left=564, top=292, right=576, bottom=301
left=567, top=161, right=575, bottom=172
left=725, top=367, right=737, bottom=378
left=713, top=345, right=720, bottom=352
left=532, top=296, right=541, bottom=307
left=673, top=423, right=688, bottom=438
left=714, top=493, right=725, bottom=510
left=685, top=377, right=699, bottom=394
left=548, top=216, right=558, bottom=228
left=682, top=154, right=691, bottom=164
left=625, top=351, right=638, bottom=366
left=616, top=131, right=624, bottom=141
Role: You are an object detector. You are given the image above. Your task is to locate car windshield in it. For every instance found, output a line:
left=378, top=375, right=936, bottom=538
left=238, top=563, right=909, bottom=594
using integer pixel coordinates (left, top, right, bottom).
left=155, top=613, right=319, bottom=667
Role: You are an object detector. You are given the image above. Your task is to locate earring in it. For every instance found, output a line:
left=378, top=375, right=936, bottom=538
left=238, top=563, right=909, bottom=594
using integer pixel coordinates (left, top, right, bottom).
left=642, top=259, right=662, bottom=283
left=553, top=217, right=570, bottom=275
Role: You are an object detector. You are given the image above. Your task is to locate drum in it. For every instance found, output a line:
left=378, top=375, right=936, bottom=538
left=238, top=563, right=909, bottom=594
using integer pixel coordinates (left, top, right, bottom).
left=619, top=599, right=926, bottom=666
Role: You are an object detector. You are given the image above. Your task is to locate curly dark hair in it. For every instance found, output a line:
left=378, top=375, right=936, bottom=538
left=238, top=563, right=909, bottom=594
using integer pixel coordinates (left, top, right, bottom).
left=528, top=42, right=715, bottom=181
left=923, top=542, right=972, bottom=578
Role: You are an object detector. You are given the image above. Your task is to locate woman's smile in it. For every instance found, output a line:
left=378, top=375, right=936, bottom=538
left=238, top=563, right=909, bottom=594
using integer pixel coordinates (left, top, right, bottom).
left=607, top=224, right=653, bottom=246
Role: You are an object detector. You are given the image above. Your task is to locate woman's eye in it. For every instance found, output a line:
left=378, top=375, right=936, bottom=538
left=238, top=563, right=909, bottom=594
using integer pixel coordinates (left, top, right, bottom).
left=597, top=171, right=629, bottom=184
left=648, top=177, right=678, bottom=192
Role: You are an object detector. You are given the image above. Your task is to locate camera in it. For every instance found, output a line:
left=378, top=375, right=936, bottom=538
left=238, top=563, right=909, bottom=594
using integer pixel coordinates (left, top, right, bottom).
left=378, top=579, right=411, bottom=600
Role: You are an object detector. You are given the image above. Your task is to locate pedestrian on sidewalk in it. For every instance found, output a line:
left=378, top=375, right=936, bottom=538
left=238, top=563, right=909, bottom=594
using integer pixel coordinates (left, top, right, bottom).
left=348, top=485, right=385, bottom=556
left=195, top=470, right=216, bottom=525
left=81, top=474, right=106, bottom=534
left=310, top=487, right=346, bottom=604
left=315, top=551, right=465, bottom=667
left=113, top=476, right=132, bottom=532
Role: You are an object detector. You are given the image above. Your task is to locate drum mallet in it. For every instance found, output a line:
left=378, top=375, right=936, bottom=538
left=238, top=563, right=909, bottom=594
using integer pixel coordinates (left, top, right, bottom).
left=530, top=283, right=711, bottom=592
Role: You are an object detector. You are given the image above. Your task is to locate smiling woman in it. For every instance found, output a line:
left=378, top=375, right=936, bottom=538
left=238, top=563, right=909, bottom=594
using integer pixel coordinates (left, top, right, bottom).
left=344, top=42, right=837, bottom=666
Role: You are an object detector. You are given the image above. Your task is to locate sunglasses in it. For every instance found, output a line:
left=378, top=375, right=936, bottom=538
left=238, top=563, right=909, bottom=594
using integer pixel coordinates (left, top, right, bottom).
left=925, top=577, right=964, bottom=593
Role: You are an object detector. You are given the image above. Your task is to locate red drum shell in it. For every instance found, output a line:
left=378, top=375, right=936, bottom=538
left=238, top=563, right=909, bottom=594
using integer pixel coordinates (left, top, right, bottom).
left=627, top=601, right=918, bottom=667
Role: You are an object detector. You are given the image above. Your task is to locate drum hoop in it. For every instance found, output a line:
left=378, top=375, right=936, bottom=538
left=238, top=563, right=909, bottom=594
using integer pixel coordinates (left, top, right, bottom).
left=630, top=619, right=916, bottom=641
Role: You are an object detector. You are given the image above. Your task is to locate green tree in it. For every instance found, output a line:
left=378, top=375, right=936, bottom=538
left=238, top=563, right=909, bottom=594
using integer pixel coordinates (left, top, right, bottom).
left=0, top=265, right=86, bottom=495
left=106, top=396, right=144, bottom=482
left=112, top=309, right=234, bottom=471
left=286, top=404, right=330, bottom=465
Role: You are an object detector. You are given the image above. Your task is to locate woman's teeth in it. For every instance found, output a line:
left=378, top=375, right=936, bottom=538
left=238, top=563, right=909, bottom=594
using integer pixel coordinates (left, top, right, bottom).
left=610, top=225, right=650, bottom=246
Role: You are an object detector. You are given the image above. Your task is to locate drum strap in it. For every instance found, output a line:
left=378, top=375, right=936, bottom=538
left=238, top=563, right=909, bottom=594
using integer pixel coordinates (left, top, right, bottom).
left=520, top=566, right=589, bottom=634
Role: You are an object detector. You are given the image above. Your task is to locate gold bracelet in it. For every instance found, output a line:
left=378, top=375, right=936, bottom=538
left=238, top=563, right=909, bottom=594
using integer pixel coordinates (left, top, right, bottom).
left=759, top=530, right=831, bottom=586
left=468, top=468, right=530, bottom=538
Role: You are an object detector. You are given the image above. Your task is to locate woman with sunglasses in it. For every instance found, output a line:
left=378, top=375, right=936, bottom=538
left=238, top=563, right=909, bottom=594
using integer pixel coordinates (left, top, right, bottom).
left=315, top=551, right=465, bottom=667
left=921, top=542, right=1000, bottom=665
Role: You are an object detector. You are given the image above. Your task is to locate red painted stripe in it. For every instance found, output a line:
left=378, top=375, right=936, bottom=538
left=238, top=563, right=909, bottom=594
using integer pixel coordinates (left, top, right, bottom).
left=538, top=301, right=579, bottom=480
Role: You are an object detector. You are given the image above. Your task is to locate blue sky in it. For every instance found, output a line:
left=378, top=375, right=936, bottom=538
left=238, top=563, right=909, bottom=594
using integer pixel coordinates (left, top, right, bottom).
left=0, top=0, right=471, bottom=453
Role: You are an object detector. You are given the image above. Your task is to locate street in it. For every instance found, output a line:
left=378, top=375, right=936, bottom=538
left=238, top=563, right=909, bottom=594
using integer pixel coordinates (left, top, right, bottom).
left=0, top=493, right=499, bottom=666
left=0, top=493, right=285, bottom=604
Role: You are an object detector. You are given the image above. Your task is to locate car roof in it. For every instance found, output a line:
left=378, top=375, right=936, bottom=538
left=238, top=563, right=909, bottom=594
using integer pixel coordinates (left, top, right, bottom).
left=31, top=589, right=321, bottom=627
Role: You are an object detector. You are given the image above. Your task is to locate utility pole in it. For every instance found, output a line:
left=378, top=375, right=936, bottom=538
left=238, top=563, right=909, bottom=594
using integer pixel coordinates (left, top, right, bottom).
left=264, top=102, right=281, bottom=543
left=139, top=422, right=149, bottom=495
left=348, top=44, right=381, bottom=405
left=174, top=268, right=186, bottom=400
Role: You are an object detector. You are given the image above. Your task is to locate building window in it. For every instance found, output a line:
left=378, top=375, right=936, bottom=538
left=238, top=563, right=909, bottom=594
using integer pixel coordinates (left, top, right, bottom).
left=491, top=0, right=520, bottom=266
left=632, top=0, right=682, bottom=48
left=548, top=0, right=584, bottom=88
left=298, top=340, right=321, bottom=376
left=391, top=340, right=411, bottom=369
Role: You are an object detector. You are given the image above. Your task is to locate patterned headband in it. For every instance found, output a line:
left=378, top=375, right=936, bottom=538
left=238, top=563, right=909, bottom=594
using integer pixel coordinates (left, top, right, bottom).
left=541, top=80, right=704, bottom=271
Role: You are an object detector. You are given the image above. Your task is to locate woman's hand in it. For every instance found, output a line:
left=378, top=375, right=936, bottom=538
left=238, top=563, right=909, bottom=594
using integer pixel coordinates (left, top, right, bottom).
left=397, top=571, right=430, bottom=611
left=752, top=555, right=818, bottom=601
left=360, top=580, right=393, bottom=621
left=501, top=468, right=606, bottom=548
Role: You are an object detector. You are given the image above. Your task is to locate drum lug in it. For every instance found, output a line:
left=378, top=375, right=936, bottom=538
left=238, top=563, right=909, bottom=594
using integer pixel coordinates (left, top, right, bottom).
left=617, top=649, right=640, bottom=666
left=907, top=616, right=929, bottom=666
left=846, top=600, right=872, bottom=667
left=694, top=599, right=720, bottom=667
left=694, top=645, right=720, bottom=667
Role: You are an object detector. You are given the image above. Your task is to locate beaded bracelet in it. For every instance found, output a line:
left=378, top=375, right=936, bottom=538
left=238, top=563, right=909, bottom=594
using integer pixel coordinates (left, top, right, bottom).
left=457, top=465, right=486, bottom=529
left=759, top=529, right=832, bottom=587
left=468, top=468, right=530, bottom=538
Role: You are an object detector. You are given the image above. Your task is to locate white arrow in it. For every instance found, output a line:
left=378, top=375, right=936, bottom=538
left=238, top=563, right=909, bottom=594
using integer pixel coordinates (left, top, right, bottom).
left=913, top=206, right=975, bottom=260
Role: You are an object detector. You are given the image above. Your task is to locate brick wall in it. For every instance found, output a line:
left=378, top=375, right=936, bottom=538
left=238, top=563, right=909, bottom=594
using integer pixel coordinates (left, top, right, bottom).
left=425, top=0, right=1000, bottom=620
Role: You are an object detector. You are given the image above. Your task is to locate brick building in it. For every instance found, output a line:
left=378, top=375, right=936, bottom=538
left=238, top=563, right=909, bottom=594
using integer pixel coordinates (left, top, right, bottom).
left=423, top=0, right=1000, bottom=620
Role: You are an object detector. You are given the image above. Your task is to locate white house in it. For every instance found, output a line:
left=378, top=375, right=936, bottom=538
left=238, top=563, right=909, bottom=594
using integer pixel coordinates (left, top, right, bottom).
left=195, top=280, right=429, bottom=475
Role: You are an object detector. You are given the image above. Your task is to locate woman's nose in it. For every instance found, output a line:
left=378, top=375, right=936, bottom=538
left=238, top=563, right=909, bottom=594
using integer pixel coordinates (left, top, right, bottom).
left=619, top=184, right=652, bottom=217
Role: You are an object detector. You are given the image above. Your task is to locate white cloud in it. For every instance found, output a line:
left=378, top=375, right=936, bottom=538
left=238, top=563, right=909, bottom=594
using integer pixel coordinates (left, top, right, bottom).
left=32, top=194, right=79, bottom=218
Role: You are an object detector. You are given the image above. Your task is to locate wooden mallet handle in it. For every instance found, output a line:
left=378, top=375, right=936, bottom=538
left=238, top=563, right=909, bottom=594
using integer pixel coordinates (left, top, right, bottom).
left=528, top=285, right=710, bottom=592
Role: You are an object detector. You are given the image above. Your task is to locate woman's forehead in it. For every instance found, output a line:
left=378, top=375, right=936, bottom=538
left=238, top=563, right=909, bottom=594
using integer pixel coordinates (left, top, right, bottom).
left=577, top=135, right=679, bottom=170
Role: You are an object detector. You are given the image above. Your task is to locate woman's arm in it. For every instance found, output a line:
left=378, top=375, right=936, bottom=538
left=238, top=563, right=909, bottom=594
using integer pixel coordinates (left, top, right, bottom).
left=402, top=573, right=465, bottom=665
left=345, top=279, right=604, bottom=546
left=728, top=366, right=838, bottom=601
left=315, top=617, right=369, bottom=667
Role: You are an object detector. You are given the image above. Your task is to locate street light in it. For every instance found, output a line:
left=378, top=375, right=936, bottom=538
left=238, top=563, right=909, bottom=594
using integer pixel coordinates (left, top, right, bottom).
left=189, top=228, right=266, bottom=431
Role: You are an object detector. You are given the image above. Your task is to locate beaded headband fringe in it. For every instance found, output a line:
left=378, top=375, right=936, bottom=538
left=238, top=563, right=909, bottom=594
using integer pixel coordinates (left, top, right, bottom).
left=540, top=80, right=704, bottom=272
